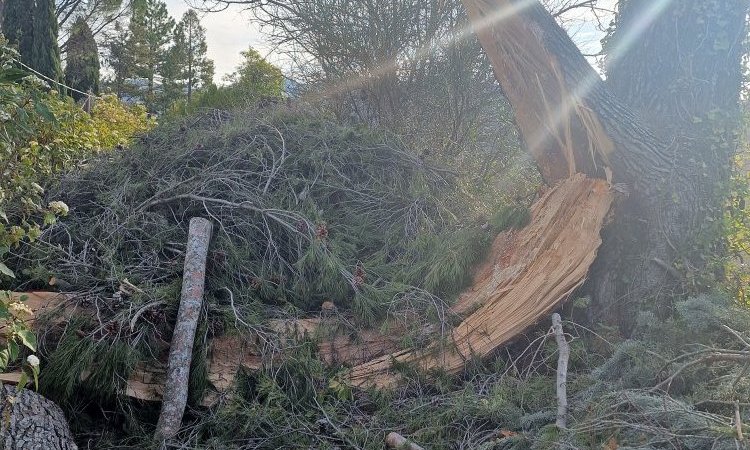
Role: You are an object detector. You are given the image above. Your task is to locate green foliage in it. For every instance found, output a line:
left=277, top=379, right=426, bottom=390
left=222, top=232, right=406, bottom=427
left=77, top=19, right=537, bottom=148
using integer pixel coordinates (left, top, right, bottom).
left=2, top=0, right=34, bottom=65
left=228, top=47, right=285, bottom=97
left=14, top=106, right=511, bottom=328
left=171, top=47, right=283, bottom=115
left=64, top=17, right=100, bottom=101
left=31, top=0, right=63, bottom=84
left=0, top=38, right=154, bottom=289
left=127, top=0, right=175, bottom=107
left=164, top=10, right=214, bottom=103
left=104, top=22, right=133, bottom=98
left=0, top=291, right=40, bottom=390
left=40, top=321, right=141, bottom=403
left=0, top=37, right=152, bottom=397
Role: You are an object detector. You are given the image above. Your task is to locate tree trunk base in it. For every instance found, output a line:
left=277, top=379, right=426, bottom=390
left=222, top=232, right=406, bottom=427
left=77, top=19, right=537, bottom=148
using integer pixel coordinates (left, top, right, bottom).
left=0, top=385, right=77, bottom=450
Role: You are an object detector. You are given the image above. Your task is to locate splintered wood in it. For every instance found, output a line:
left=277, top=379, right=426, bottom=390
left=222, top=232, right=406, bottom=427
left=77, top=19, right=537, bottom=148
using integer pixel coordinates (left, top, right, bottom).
left=347, top=174, right=613, bottom=388
left=8, top=175, right=612, bottom=397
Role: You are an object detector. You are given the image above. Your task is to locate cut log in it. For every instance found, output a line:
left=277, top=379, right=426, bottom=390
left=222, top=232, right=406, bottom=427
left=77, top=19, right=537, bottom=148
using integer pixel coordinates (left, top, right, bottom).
left=348, top=174, right=612, bottom=388
left=155, top=217, right=213, bottom=442
left=0, top=384, right=78, bottom=449
left=385, top=432, right=425, bottom=450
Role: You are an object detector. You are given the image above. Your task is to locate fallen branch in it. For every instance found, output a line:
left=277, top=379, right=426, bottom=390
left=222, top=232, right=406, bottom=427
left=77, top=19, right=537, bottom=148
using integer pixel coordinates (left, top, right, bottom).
left=552, top=313, right=569, bottom=429
left=653, top=351, right=750, bottom=393
left=155, top=217, right=213, bottom=443
left=385, top=432, right=425, bottom=450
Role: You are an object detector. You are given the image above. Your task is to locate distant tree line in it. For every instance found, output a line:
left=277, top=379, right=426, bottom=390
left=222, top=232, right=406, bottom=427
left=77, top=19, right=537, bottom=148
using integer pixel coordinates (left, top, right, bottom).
left=0, top=0, right=284, bottom=112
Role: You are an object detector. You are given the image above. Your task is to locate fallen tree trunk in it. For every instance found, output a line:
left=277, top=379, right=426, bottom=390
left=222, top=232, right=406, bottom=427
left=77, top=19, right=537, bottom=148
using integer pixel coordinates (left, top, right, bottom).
left=348, top=175, right=612, bottom=388
left=13, top=176, right=613, bottom=393
left=9, top=291, right=400, bottom=405
left=155, top=217, right=213, bottom=442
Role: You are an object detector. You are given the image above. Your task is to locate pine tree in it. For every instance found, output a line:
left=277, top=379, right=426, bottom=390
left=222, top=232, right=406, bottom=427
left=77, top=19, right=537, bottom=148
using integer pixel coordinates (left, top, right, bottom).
left=2, top=0, right=34, bottom=65
left=64, top=17, right=100, bottom=101
left=127, top=0, right=174, bottom=107
left=31, top=0, right=63, bottom=84
left=105, top=22, right=133, bottom=99
left=169, top=9, right=213, bottom=102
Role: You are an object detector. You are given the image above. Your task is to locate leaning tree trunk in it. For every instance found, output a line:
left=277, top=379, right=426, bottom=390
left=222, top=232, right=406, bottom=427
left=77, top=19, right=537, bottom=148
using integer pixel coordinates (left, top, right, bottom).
left=460, top=0, right=747, bottom=328
left=0, top=384, right=77, bottom=449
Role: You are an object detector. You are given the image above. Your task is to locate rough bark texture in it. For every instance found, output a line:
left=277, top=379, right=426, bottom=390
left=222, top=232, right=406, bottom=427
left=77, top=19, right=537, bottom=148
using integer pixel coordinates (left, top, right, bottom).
left=460, top=0, right=747, bottom=327
left=594, top=0, right=747, bottom=322
left=349, top=175, right=612, bottom=388
left=0, top=385, right=77, bottom=450
left=606, top=0, right=745, bottom=138
left=155, top=217, right=212, bottom=442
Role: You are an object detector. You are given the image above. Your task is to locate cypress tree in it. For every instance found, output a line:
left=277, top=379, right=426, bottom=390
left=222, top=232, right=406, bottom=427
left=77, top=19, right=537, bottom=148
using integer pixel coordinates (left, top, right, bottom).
left=2, top=0, right=34, bottom=65
left=64, top=17, right=100, bottom=101
left=31, top=0, right=63, bottom=84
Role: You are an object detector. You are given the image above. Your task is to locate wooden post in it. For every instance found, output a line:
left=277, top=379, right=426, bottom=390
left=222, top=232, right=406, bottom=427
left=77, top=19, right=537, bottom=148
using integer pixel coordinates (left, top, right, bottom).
left=385, top=432, right=425, bottom=450
left=155, top=217, right=212, bottom=443
left=552, top=313, right=569, bottom=429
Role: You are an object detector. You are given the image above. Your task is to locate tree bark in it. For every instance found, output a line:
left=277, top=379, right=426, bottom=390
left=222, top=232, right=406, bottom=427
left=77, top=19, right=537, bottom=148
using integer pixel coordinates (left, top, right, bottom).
left=0, top=384, right=77, bottom=450
left=461, top=0, right=747, bottom=326
left=155, top=217, right=212, bottom=443
left=551, top=313, right=569, bottom=429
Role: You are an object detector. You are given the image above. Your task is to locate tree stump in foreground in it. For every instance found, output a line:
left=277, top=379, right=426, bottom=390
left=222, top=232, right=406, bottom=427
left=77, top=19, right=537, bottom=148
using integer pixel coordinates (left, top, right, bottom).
left=0, top=384, right=77, bottom=450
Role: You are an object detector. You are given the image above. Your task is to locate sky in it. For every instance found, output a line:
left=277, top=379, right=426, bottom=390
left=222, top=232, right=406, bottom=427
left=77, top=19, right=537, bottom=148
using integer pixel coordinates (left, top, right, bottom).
left=163, top=0, right=614, bottom=84
left=164, top=0, right=272, bottom=83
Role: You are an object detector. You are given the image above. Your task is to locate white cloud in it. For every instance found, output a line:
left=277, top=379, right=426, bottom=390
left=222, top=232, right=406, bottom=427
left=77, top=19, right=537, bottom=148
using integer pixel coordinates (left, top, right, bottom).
left=165, top=0, right=273, bottom=83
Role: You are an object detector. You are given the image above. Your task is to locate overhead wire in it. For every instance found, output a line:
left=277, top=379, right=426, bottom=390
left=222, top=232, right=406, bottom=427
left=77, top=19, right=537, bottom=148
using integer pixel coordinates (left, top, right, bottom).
left=13, top=58, right=102, bottom=100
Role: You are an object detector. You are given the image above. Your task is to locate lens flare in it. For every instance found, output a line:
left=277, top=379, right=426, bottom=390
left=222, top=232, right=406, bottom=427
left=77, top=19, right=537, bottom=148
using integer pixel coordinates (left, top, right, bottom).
left=310, top=0, right=538, bottom=100
left=525, top=0, right=674, bottom=158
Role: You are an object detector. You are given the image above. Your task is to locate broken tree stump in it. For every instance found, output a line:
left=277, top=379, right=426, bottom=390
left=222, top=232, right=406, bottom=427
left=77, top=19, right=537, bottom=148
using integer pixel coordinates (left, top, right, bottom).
left=348, top=175, right=613, bottom=388
left=155, top=217, right=213, bottom=442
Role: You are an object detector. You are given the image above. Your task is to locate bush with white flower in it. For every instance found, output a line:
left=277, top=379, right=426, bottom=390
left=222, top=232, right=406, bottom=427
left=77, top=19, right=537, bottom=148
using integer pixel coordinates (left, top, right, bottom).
left=0, top=36, right=152, bottom=287
left=0, top=291, right=39, bottom=390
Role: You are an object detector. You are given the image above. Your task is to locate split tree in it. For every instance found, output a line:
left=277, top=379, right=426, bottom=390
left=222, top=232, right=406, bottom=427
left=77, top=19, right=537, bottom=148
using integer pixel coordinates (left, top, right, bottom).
left=209, top=0, right=747, bottom=328
left=460, top=0, right=746, bottom=326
